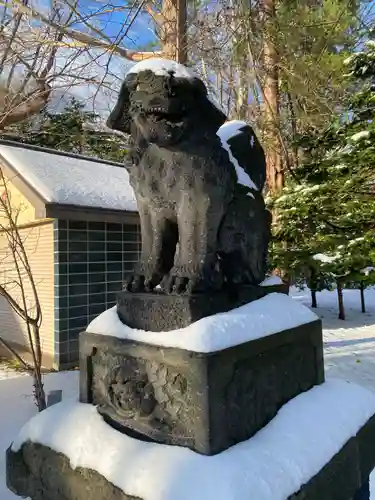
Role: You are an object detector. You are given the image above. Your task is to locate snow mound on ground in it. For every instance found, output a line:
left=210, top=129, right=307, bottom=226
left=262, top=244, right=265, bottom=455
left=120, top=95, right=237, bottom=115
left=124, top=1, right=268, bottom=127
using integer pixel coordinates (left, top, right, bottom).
left=217, top=121, right=258, bottom=190
left=87, top=293, right=318, bottom=352
left=127, top=58, right=196, bottom=80
left=12, top=379, right=375, bottom=500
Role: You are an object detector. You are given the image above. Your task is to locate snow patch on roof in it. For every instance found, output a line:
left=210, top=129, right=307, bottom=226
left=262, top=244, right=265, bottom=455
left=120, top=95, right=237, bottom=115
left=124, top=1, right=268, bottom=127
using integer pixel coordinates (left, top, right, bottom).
left=217, top=121, right=258, bottom=191
left=87, top=293, right=317, bottom=352
left=127, top=58, right=196, bottom=80
left=0, top=144, right=137, bottom=212
left=11, top=379, right=375, bottom=500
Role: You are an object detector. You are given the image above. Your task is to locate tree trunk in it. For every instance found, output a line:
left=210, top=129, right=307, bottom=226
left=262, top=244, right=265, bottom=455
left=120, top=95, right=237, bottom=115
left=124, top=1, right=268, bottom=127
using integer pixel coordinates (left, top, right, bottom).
left=309, top=267, right=317, bottom=308
left=311, top=289, right=317, bottom=308
left=286, top=88, right=299, bottom=170
left=262, top=0, right=283, bottom=195
left=161, top=0, right=187, bottom=63
left=236, top=69, right=249, bottom=120
left=360, top=281, right=366, bottom=313
left=230, top=1, right=249, bottom=120
left=337, top=281, right=345, bottom=320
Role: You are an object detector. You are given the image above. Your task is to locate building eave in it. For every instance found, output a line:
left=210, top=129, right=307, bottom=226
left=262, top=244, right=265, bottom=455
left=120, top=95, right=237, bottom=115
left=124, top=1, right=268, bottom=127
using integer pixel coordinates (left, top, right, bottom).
left=0, top=154, right=47, bottom=218
left=45, top=202, right=139, bottom=224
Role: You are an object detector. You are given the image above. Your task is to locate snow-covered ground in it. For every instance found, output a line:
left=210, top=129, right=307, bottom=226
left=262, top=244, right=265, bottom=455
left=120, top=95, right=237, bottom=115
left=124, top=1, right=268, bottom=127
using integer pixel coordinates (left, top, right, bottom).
left=293, top=287, right=375, bottom=392
left=0, top=369, right=79, bottom=500
left=2, top=287, right=375, bottom=499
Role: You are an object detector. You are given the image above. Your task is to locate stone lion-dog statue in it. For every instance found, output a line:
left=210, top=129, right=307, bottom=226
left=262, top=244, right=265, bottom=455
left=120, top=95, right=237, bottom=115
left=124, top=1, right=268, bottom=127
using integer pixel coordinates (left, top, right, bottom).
left=107, top=59, right=271, bottom=294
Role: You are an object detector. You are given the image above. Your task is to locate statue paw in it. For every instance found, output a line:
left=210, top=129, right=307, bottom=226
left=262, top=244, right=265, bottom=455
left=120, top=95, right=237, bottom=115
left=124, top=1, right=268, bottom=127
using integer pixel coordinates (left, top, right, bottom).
left=123, top=275, right=146, bottom=292
left=161, top=274, right=190, bottom=294
left=124, top=267, right=165, bottom=293
left=144, top=272, right=164, bottom=292
left=161, top=267, right=223, bottom=294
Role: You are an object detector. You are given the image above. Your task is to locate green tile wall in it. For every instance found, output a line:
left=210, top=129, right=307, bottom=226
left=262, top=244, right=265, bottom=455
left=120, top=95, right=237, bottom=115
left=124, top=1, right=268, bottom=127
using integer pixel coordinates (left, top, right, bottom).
left=54, top=219, right=140, bottom=367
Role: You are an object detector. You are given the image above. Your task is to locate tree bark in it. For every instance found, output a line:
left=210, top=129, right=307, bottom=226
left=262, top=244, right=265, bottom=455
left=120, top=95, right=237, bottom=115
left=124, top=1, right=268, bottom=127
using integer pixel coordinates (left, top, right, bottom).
left=309, top=267, right=318, bottom=308
left=262, top=0, right=283, bottom=194
left=337, top=281, right=345, bottom=320
left=161, top=0, right=187, bottom=63
left=311, top=289, right=317, bottom=308
left=360, top=281, right=366, bottom=313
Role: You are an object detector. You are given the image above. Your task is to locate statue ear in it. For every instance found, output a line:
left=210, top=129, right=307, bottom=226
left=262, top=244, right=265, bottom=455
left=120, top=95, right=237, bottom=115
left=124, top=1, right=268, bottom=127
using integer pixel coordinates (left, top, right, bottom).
left=107, top=80, right=132, bottom=133
left=192, top=78, right=227, bottom=131
left=204, top=97, right=227, bottom=131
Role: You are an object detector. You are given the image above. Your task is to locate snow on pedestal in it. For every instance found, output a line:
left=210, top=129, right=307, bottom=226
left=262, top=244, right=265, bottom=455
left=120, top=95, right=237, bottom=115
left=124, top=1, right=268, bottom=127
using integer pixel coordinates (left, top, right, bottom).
left=80, top=292, right=323, bottom=456
left=260, top=275, right=284, bottom=287
left=86, top=292, right=318, bottom=353
left=11, top=379, right=375, bottom=500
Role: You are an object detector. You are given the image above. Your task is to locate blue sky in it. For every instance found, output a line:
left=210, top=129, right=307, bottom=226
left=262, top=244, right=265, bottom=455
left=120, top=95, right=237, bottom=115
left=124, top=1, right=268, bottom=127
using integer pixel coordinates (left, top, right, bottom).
left=72, top=2, right=157, bottom=51
left=73, top=0, right=375, bottom=54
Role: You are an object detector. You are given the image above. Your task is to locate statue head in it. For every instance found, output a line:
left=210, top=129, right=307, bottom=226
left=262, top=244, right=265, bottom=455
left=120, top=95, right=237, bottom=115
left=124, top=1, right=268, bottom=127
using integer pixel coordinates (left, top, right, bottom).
left=107, top=58, right=226, bottom=146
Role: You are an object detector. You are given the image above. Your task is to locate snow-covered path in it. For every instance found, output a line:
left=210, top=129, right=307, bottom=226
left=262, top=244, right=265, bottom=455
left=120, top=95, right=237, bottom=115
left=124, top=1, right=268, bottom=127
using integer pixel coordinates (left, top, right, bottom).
left=2, top=288, right=375, bottom=499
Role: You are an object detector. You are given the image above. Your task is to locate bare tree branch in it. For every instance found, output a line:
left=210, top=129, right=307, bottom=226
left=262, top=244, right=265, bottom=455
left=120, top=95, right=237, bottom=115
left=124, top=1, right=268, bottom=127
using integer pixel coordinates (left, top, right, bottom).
left=1, top=0, right=162, bottom=61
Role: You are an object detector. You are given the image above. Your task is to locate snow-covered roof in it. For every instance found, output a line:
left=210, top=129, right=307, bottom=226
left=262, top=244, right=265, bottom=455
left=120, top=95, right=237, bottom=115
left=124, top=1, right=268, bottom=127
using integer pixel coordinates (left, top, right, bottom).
left=0, top=142, right=137, bottom=212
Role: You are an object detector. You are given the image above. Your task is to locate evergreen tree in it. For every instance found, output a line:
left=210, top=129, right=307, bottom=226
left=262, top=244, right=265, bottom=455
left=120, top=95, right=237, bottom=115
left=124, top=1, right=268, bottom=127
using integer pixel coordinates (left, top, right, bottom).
left=189, top=0, right=363, bottom=181
left=270, top=40, right=375, bottom=315
left=1, top=98, right=128, bottom=163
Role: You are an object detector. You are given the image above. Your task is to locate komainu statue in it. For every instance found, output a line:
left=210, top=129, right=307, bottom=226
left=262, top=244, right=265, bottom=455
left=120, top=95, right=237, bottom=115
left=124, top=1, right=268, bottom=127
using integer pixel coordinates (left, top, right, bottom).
left=107, top=59, right=271, bottom=294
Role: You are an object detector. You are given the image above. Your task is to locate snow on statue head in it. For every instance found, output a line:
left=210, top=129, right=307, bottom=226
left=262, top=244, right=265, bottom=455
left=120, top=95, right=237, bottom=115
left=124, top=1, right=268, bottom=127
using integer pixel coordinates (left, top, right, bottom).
left=107, top=58, right=270, bottom=294
left=107, top=58, right=226, bottom=146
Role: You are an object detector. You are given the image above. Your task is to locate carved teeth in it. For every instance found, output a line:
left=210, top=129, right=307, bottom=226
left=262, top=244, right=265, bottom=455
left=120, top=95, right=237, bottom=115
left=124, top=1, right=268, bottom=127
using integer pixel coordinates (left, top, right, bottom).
left=148, top=107, right=167, bottom=114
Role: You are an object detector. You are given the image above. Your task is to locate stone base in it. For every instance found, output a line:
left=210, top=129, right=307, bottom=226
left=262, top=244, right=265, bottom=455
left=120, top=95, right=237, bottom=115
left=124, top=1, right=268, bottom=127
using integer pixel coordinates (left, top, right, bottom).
left=117, top=284, right=289, bottom=331
left=6, top=443, right=138, bottom=500
left=7, top=413, right=375, bottom=500
left=290, top=414, right=375, bottom=500
left=80, top=318, right=324, bottom=455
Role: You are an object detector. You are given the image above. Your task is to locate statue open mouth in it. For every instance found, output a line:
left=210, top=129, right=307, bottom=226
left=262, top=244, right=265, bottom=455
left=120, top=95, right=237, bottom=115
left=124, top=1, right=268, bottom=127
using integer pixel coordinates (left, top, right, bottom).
left=145, top=107, right=185, bottom=127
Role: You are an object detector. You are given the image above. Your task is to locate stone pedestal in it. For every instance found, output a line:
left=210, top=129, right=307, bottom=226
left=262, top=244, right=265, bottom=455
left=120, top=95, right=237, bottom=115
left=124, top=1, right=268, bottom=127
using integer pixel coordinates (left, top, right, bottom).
left=15, top=289, right=375, bottom=500
left=117, top=284, right=289, bottom=332
left=80, top=315, right=323, bottom=455
left=6, top=400, right=375, bottom=500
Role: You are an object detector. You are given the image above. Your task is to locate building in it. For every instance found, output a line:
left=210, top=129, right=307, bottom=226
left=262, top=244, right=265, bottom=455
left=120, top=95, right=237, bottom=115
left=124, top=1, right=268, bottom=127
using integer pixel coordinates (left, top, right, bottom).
left=0, top=140, right=140, bottom=370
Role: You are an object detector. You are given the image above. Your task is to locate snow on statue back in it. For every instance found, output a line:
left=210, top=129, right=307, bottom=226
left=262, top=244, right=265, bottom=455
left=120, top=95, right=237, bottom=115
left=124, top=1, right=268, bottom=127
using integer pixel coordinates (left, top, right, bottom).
left=107, top=58, right=271, bottom=294
left=217, top=120, right=266, bottom=192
